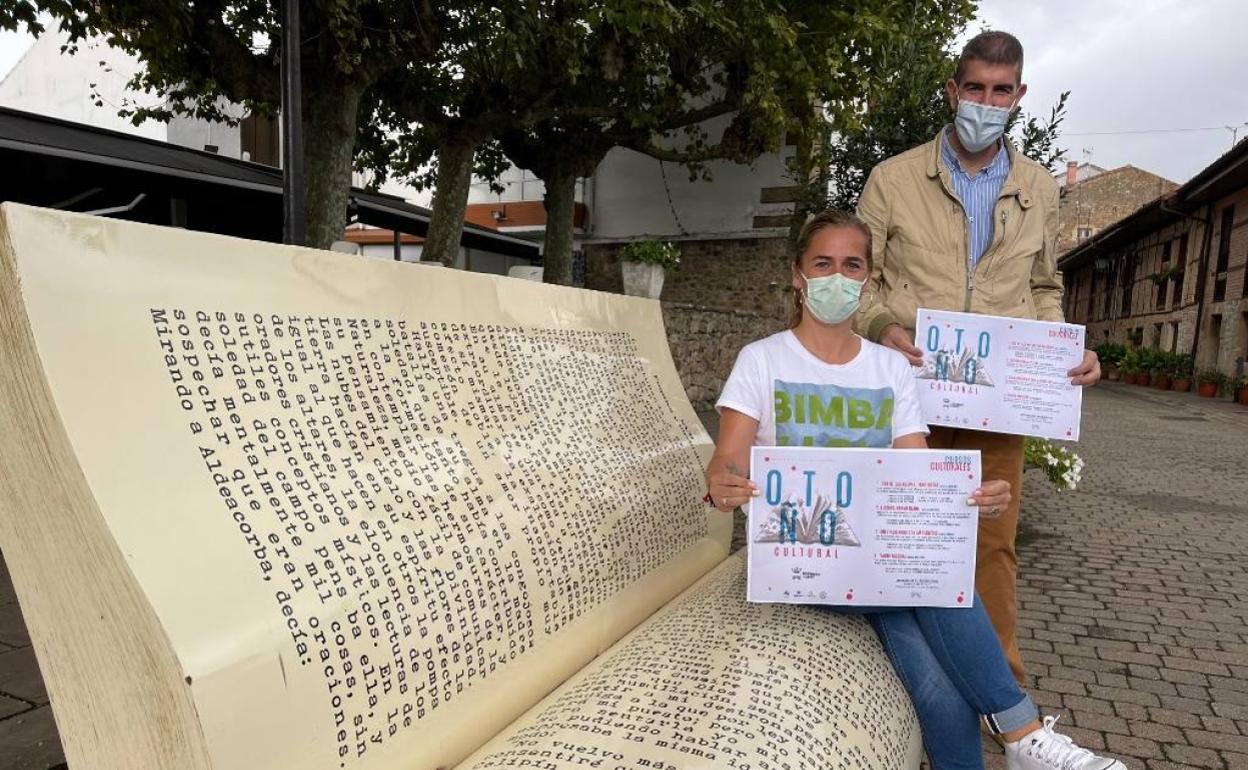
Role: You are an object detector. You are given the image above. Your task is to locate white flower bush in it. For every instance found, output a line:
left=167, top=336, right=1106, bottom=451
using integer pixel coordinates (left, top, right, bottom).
left=1024, top=438, right=1084, bottom=491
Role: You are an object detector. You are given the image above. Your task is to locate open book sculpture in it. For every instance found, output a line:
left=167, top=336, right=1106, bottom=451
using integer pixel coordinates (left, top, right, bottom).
left=0, top=204, right=920, bottom=770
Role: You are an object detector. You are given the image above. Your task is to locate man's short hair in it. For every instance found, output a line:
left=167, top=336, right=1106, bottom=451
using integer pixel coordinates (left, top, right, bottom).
left=954, top=31, right=1024, bottom=84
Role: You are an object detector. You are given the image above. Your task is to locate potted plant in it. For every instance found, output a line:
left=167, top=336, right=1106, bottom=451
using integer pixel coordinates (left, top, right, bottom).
left=1135, top=349, right=1156, bottom=386
left=618, top=240, right=680, bottom=299
left=1196, top=369, right=1225, bottom=398
left=1096, top=343, right=1124, bottom=381
left=1233, top=375, right=1248, bottom=406
left=1170, top=354, right=1194, bottom=392
left=1150, top=351, right=1172, bottom=390
left=1120, top=348, right=1140, bottom=385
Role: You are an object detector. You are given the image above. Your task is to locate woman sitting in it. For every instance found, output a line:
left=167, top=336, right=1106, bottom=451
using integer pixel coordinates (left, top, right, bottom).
left=704, top=209, right=1124, bottom=770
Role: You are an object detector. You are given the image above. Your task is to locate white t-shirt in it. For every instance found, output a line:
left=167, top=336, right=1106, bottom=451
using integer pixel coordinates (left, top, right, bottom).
left=716, top=330, right=928, bottom=448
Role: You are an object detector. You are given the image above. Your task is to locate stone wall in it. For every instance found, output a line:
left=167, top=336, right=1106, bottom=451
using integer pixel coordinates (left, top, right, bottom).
left=584, top=236, right=794, bottom=410
left=661, top=302, right=788, bottom=410
left=585, top=236, right=794, bottom=316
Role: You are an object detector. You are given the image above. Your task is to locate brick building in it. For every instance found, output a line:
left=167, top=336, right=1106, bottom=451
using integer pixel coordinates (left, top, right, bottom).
left=1058, top=140, right=1248, bottom=379
left=1056, top=161, right=1177, bottom=254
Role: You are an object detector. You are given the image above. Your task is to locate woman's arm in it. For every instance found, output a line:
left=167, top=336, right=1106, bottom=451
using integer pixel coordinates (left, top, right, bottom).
left=704, top=409, right=761, bottom=513
left=892, top=432, right=1011, bottom=517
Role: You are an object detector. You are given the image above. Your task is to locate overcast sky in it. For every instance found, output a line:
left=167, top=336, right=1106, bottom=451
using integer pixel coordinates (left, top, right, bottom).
left=974, top=0, right=1248, bottom=183
left=3, top=1, right=1246, bottom=184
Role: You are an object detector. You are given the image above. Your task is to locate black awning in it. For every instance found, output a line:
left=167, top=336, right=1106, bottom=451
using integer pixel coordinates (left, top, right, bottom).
left=0, top=106, right=538, bottom=259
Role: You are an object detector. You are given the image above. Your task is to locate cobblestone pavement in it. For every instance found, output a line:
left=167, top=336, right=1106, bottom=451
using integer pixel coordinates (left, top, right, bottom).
left=1, top=383, right=1246, bottom=769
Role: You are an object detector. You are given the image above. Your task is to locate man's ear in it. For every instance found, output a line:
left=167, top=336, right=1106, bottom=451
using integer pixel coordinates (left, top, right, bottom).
left=945, top=78, right=959, bottom=112
left=1012, top=83, right=1028, bottom=111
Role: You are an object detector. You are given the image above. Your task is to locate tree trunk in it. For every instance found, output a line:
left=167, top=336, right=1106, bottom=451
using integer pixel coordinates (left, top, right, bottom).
left=302, top=84, right=364, bottom=250
left=423, top=136, right=479, bottom=266
left=541, top=163, right=578, bottom=286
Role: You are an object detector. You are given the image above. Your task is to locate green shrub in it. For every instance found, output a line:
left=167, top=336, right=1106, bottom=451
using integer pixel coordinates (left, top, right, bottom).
left=618, top=240, right=681, bottom=271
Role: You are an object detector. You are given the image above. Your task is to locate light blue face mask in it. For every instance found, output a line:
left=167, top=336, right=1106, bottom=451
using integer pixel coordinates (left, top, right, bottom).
left=801, top=272, right=864, bottom=325
left=954, top=99, right=1012, bottom=152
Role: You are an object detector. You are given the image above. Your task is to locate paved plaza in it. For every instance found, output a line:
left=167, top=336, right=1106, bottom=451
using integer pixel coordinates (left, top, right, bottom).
left=1, top=383, right=1246, bottom=769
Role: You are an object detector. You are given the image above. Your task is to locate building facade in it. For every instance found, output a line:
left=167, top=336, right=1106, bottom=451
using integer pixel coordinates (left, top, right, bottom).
left=1056, top=161, right=1177, bottom=254
left=1059, top=141, right=1248, bottom=379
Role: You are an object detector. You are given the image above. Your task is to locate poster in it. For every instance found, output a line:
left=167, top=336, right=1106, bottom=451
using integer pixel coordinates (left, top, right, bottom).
left=747, top=447, right=980, bottom=608
left=914, top=309, right=1085, bottom=441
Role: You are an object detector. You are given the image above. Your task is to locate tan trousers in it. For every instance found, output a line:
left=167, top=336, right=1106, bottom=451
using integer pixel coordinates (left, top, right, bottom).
left=927, top=426, right=1026, bottom=684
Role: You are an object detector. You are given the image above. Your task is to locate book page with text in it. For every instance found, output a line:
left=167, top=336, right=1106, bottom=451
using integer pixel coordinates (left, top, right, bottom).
left=0, top=204, right=730, bottom=770
left=458, top=552, right=922, bottom=770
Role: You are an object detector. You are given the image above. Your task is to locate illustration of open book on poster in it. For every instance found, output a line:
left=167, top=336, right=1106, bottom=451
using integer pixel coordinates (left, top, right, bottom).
left=0, top=204, right=922, bottom=770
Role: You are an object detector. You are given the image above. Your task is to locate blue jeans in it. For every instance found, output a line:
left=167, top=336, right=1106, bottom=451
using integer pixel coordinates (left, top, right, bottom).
left=833, top=595, right=1037, bottom=770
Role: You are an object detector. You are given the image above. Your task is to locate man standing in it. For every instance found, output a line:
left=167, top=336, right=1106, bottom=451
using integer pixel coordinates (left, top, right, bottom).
left=856, top=30, right=1100, bottom=683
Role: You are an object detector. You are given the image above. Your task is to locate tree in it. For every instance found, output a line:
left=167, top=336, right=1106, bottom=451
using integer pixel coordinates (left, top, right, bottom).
left=494, top=1, right=983, bottom=285
left=820, top=1, right=973, bottom=214
left=490, top=0, right=773, bottom=284
left=12, top=1, right=444, bottom=249
left=357, top=1, right=640, bottom=266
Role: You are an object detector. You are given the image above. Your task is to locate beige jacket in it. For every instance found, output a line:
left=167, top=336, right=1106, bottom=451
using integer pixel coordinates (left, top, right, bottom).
left=855, top=129, right=1065, bottom=343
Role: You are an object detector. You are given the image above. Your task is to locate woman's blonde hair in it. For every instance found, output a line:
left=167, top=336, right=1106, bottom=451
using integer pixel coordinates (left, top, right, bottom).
left=788, top=209, right=874, bottom=328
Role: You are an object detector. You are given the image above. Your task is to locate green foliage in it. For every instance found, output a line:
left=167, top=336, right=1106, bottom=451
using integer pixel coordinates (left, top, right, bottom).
left=822, top=1, right=974, bottom=211
left=618, top=240, right=681, bottom=271
left=1011, top=90, right=1070, bottom=174
left=1119, top=347, right=1141, bottom=374
left=1092, top=342, right=1126, bottom=368
left=1197, top=369, right=1227, bottom=386
left=1170, top=353, right=1194, bottom=379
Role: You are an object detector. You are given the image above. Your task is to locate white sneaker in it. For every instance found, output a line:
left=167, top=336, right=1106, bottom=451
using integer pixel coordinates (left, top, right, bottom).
left=1004, top=716, right=1127, bottom=770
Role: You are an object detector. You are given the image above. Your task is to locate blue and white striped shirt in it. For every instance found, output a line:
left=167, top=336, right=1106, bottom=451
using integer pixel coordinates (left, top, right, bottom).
left=940, top=127, right=1011, bottom=271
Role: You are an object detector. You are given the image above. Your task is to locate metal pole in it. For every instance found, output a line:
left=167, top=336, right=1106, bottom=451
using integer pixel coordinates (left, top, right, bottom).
left=393, top=229, right=401, bottom=261
left=281, top=0, right=306, bottom=245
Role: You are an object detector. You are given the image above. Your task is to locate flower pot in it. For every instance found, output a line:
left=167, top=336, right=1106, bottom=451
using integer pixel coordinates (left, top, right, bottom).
left=1197, top=382, right=1219, bottom=398
left=1153, top=374, right=1171, bottom=390
left=621, top=261, right=665, bottom=299
left=1238, top=385, right=1248, bottom=406
left=1137, top=373, right=1153, bottom=387
left=1172, top=378, right=1191, bottom=393
left=1106, top=367, right=1120, bottom=381
left=1123, top=372, right=1137, bottom=384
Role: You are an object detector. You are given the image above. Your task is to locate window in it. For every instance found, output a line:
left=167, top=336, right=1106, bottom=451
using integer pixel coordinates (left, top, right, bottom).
left=1156, top=241, right=1172, bottom=309
left=1216, top=204, right=1234, bottom=273
left=1173, top=233, right=1189, bottom=308
left=1214, top=204, right=1234, bottom=302
left=1077, top=227, right=1093, bottom=241
left=1120, top=253, right=1136, bottom=318
left=1169, top=322, right=1180, bottom=353
left=1102, top=262, right=1116, bottom=319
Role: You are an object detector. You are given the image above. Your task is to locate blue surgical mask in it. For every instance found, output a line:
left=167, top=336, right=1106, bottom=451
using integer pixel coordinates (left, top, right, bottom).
left=801, top=272, right=864, bottom=325
left=954, top=99, right=1011, bottom=152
